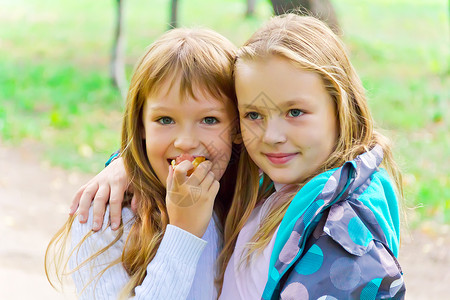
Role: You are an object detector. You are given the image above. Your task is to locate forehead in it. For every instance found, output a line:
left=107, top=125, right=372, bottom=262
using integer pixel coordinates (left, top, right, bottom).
left=235, top=56, right=330, bottom=108
left=146, top=77, right=228, bottom=107
left=143, top=79, right=237, bottom=118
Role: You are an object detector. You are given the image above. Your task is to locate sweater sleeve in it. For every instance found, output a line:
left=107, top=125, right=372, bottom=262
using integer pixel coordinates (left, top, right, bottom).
left=69, top=206, right=132, bottom=299
left=133, top=225, right=208, bottom=300
left=69, top=206, right=211, bottom=300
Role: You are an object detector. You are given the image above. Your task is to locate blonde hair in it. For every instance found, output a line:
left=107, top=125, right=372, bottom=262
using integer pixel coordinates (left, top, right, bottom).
left=216, top=14, right=404, bottom=293
left=45, top=28, right=239, bottom=298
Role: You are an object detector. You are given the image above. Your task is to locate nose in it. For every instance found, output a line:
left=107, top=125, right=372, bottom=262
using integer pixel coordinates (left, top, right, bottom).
left=173, top=128, right=200, bottom=151
left=262, top=118, right=286, bottom=145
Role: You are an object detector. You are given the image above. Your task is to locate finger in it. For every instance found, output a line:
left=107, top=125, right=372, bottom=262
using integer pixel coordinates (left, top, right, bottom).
left=166, top=164, right=174, bottom=190
left=77, top=182, right=99, bottom=223
left=172, top=160, right=192, bottom=187
left=186, top=161, right=212, bottom=186
left=208, top=180, right=220, bottom=199
left=200, top=171, right=215, bottom=191
left=70, top=184, right=87, bottom=215
left=109, top=184, right=127, bottom=230
left=91, top=185, right=110, bottom=231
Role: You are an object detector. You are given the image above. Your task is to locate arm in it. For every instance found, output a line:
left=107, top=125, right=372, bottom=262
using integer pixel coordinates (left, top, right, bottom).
left=70, top=152, right=218, bottom=237
left=70, top=156, right=219, bottom=298
left=70, top=156, right=132, bottom=231
left=134, top=218, right=219, bottom=300
left=70, top=206, right=214, bottom=300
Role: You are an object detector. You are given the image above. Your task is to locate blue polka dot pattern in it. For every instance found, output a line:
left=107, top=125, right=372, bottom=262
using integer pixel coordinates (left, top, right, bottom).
left=294, top=244, right=323, bottom=275
left=303, top=199, right=324, bottom=225
left=360, top=278, right=382, bottom=300
left=280, top=282, right=309, bottom=300
left=389, top=277, right=404, bottom=296
left=317, top=296, right=338, bottom=300
left=330, top=257, right=361, bottom=290
left=348, top=217, right=373, bottom=247
left=279, top=231, right=301, bottom=264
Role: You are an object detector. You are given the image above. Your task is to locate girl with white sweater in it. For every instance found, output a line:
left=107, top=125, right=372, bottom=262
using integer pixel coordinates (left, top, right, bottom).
left=45, top=27, right=241, bottom=299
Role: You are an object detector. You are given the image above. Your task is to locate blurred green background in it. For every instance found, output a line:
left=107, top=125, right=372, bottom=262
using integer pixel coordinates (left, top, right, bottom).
left=0, top=0, right=448, bottom=225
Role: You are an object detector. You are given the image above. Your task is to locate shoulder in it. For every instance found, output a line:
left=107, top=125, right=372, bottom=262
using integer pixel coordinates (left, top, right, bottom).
left=358, top=169, right=397, bottom=203
left=352, top=168, right=401, bottom=255
left=323, top=168, right=400, bottom=257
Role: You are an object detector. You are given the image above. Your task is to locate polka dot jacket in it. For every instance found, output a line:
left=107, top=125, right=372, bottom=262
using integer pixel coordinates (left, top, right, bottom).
left=263, top=145, right=406, bottom=300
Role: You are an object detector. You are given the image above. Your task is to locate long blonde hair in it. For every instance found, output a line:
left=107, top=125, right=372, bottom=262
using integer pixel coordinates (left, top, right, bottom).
left=45, top=28, right=239, bottom=298
left=216, top=14, right=404, bottom=293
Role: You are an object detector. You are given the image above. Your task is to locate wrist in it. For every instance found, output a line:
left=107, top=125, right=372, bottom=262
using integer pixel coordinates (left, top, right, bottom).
left=169, top=220, right=207, bottom=238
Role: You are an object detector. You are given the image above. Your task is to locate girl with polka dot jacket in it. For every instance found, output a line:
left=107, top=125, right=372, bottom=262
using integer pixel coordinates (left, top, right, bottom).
left=71, top=14, right=406, bottom=299
left=216, top=14, right=406, bottom=299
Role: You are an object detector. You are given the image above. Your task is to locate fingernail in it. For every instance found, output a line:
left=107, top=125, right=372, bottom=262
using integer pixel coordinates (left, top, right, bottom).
left=111, top=223, right=118, bottom=230
left=93, top=222, right=99, bottom=230
left=69, top=208, right=75, bottom=215
left=79, top=215, right=85, bottom=222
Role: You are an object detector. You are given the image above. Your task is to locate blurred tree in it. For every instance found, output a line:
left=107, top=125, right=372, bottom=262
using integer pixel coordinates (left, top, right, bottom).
left=111, top=0, right=127, bottom=99
left=109, top=0, right=340, bottom=97
left=270, top=0, right=340, bottom=33
left=169, top=0, right=178, bottom=28
left=247, top=0, right=256, bottom=16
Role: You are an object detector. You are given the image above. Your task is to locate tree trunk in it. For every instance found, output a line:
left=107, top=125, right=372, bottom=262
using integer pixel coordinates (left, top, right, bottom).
left=169, top=0, right=178, bottom=28
left=246, top=0, right=256, bottom=17
left=270, top=0, right=340, bottom=34
left=270, top=0, right=310, bottom=15
left=310, top=0, right=340, bottom=34
left=110, top=0, right=127, bottom=100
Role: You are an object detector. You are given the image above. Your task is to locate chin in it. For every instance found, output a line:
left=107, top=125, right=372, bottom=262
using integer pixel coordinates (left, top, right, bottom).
left=266, top=173, right=297, bottom=185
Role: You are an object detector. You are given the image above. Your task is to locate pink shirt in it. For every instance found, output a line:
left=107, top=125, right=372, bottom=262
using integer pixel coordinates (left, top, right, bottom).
left=220, top=183, right=286, bottom=299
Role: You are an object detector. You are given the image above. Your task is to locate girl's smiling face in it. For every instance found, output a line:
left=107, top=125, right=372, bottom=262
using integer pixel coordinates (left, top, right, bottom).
left=142, top=77, right=238, bottom=187
left=235, top=55, right=339, bottom=184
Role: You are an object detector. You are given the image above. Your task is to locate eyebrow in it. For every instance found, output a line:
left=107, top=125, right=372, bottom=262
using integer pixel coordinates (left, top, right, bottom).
left=147, top=105, right=227, bottom=113
left=239, top=98, right=310, bottom=110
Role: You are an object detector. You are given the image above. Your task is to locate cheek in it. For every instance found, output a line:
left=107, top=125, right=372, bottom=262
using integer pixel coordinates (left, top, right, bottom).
left=204, top=132, right=234, bottom=178
left=324, top=113, right=339, bottom=149
left=240, top=120, right=263, bottom=146
left=207, top=135, right=232, bottom=161
left=145, top=133, right=167, bottom=163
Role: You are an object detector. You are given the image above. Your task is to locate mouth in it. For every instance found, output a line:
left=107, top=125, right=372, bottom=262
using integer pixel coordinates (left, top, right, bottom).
left=264, top=153, right=298, bottom=165
left=166, top=155, right=209, bottom=165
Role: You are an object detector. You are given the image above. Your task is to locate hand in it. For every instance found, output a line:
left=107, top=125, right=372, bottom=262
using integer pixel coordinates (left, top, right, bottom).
left=69, top=157, right=135, bottom=231
left=165, top=160, right=219, bottom=238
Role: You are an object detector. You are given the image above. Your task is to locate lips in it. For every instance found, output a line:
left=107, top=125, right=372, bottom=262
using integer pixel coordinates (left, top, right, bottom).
left=166, top=154, right=208, bottom=165
left=264, top=153, right=298, bottom=165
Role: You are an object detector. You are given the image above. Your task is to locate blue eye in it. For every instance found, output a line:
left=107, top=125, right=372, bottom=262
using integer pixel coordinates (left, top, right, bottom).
left=246, top=112, right=261, bottom=120
left=157, top=117, right=174, bottom=125
left=288, top=109, right=303, bottom=117
left=203, top=117, right=218, bottom=125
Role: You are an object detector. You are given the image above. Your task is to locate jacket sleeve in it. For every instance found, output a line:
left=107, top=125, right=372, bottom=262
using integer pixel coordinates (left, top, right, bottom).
left=69, top=206, right=207, bottom=300
left=277, top=213, right=406, bottom=299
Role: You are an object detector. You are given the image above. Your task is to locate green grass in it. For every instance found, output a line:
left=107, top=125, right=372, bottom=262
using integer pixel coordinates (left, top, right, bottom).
left=0, top=0, right=448, bottom=224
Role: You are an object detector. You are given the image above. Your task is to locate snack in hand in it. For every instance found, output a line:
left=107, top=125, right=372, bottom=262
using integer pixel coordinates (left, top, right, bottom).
left=171, top=154, right=206, bottom=176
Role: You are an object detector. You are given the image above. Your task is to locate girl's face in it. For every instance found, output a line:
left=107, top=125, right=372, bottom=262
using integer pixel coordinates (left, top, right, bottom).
left=235, top=55, right=338, bottom=184
left=142, top=77, right=238, bottom=187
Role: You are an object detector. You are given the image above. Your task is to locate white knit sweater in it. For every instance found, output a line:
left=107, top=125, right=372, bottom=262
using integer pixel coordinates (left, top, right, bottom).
left=69, top=206, right=219, bottom=299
